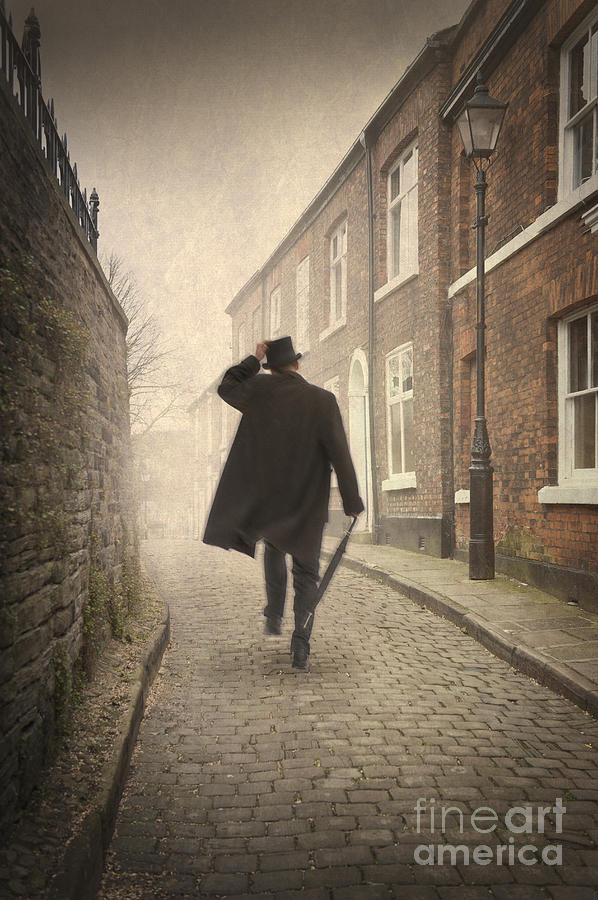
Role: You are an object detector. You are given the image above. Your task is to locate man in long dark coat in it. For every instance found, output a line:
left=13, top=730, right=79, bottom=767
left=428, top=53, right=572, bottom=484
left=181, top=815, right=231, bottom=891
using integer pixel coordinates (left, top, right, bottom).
left=203, top=336, right=364, bottom=670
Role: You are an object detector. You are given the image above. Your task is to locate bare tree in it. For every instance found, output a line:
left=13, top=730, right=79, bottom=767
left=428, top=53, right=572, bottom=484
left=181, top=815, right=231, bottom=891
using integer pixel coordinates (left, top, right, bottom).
left=103, top=253, right=189, bottom=433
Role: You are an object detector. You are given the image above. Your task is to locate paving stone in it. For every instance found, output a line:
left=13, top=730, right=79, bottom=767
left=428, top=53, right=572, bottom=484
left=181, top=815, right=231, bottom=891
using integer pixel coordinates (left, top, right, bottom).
left=492, top=887, right=555, bottom=900
left=548, top=890, right=598, bottom=900
left=331, top=884, right=395, bottom=899
left=199, top=871, right=250, bottom=893
left=303, top=865, right=363, bottom=888
left=251, top=869, right=303, bottom=892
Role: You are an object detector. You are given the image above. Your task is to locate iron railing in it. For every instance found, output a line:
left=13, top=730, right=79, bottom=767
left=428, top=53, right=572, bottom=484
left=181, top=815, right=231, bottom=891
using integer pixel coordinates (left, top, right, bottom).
left=0, top=4, right=99, bottom=252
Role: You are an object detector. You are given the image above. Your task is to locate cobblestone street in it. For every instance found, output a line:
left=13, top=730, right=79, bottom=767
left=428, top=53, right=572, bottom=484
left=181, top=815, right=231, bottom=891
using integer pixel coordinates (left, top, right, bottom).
left=99, top=539, right=598, bottom=899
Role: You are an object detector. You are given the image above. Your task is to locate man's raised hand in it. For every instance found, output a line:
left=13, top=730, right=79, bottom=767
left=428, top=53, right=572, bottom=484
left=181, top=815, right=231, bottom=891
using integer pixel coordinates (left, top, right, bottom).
left=255, top=340, right=270, bottom=362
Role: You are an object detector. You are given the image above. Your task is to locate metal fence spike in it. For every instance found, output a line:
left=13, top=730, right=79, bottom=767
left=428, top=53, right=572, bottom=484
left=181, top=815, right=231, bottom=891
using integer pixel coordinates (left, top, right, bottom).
left=2, top=6, right=100, bottom=254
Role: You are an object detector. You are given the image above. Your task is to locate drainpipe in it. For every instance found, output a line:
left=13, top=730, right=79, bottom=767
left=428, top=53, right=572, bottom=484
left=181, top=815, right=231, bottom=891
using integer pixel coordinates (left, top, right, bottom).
left=360, top=129, right=380, bottom=544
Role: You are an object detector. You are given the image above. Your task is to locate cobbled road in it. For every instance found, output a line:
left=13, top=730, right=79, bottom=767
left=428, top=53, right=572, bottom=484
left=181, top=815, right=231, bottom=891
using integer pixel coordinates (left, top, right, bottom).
left=98, top=539, right=598, bottom=899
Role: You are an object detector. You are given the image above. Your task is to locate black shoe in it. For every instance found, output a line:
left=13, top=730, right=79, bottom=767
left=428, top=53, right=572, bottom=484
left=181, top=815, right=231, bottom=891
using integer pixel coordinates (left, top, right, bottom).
left=292, top=646, right=310, bottom=671
left=264, top=616, right=283, bottom=635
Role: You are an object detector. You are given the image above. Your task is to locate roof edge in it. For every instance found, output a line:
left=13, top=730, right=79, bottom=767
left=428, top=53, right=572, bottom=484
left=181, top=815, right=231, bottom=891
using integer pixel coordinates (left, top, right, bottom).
left=439, top=0, right=547, bottom=120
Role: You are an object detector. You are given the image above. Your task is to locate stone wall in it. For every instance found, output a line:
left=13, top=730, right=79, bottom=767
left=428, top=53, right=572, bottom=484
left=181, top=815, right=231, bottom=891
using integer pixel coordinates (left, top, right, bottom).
left=0, top=72, right=135, bottom=833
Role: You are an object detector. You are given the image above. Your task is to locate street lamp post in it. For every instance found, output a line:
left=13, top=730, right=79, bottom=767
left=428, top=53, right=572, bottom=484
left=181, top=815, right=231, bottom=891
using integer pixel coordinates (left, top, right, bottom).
left=456, top=74, right=507, bottom=581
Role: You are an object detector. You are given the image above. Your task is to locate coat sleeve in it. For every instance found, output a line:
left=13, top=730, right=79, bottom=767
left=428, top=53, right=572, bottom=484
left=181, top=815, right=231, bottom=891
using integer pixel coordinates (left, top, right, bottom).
left=321, top=393, right=364, bottom=516
left=217, top=355, right=261, bottom=412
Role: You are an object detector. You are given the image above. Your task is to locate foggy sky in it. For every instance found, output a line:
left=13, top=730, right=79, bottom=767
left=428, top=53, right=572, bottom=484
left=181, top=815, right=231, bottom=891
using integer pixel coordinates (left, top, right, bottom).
left=9, top=0, right=470, bottom=403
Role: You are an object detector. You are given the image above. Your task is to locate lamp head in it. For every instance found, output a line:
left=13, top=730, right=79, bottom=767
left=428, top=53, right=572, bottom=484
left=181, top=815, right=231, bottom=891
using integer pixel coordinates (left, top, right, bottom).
left=456, top=73, right=507, bottom=160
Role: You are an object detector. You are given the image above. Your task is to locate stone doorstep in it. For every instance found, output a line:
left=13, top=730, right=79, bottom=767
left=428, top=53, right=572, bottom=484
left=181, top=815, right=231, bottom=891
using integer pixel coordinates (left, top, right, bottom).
left=322, top=544, right=598, bottom=719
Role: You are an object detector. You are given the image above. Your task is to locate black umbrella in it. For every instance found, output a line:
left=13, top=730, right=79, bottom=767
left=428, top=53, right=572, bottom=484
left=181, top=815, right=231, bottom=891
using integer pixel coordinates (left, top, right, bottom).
left=303, top=516, right=358, bottom=629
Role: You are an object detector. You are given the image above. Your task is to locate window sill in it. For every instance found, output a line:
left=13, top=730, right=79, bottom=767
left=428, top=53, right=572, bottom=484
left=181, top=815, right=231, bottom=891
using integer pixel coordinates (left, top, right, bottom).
left=319, top=316, right=346, bottom=342
left=448, top=177, right=598, bottom=299
left=581, top=200, right=598, bottom=233
left=382, top=472, right=417, bottom=492
left=374, top=270, right=418, bottom=303
left=538, top=484, right=598, bottom=505
left=455, top=489, right=470, bottom=504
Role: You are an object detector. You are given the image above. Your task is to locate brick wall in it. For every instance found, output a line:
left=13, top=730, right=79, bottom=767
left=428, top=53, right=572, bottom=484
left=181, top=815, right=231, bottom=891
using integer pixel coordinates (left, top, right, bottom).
left=449, top=0, right=598, bottom=605
left=0, top=76, right=134, bottom=831
left=370, top=56, right=454, bottom=553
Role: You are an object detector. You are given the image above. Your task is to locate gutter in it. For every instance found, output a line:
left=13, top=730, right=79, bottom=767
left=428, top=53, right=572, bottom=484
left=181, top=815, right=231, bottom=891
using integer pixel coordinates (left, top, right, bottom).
left=439, top=0, right=547, bottom=121
left=360, top=129, right=380, bottom=543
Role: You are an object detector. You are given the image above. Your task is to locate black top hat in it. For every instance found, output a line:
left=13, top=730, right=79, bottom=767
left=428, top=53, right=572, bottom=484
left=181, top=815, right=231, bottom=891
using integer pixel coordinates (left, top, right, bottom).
left=262, top=336, right=302, bottom=369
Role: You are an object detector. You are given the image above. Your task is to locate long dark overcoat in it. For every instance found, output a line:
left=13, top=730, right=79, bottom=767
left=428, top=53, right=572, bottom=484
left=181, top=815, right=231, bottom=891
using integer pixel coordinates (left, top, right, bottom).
left=203, top=355, right=364, bottom=567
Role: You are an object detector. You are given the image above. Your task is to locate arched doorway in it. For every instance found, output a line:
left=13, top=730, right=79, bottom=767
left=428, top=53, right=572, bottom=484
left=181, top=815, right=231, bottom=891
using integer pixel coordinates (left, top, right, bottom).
left=348, top=350, right=371, bottom=534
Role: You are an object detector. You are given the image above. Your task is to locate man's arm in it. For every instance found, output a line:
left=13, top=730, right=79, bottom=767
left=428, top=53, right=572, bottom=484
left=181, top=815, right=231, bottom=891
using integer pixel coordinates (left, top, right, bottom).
left=321, top=393, right=364, bottom=518
left=217, top=341, right=269, bottom=411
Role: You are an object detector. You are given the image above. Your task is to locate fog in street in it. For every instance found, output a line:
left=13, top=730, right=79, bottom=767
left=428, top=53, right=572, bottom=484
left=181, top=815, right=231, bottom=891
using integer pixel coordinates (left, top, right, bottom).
left=9, top=0, right=469, bottom=400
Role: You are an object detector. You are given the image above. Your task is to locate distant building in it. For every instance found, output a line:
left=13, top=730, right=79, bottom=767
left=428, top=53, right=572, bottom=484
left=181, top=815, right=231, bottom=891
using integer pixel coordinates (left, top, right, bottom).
left=189, top=382, right=239, bottom=540
left=134, top=431, right=194, bottom=539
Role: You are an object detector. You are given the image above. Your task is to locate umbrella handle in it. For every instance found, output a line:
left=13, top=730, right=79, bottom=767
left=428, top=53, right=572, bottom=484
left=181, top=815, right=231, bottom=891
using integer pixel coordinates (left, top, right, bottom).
left=302, top=517, right=358, bottom=629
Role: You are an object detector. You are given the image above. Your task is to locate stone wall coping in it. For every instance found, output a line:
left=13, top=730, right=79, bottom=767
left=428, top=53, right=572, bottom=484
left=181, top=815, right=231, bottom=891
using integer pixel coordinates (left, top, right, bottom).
left=0, top=75, right=128, bottom=334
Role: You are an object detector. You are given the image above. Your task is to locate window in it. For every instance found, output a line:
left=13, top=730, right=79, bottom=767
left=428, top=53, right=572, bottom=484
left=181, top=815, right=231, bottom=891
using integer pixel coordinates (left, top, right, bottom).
left=252, top=306, right=261, bottom=348
left=220, top=403, right=228, bottom=450
left=324, top=376, right=341, bottom=487
left=384, top=344, right=415, bottom=488
left=237, top=320, right=246, bottom=357
left=206, top=396, right=213, bottom=454
left=560, top=9, right=598, bottom=195
left=296, top=255, right=310, bottom=352
left=387, top=142, right=418, bottom=281
left=270, top=286, right=281, bottom=338
left=540, top=303, right=598, bottom=504
left=562, top=305, right=598, bottom=475
left=329, top=221, right=347, bottom=326
left=324, top=375, right=340, bottom=400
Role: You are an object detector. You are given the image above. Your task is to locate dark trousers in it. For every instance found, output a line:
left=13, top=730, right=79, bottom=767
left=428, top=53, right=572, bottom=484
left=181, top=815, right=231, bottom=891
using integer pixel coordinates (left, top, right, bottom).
left=263, top=541, right=320, bottom=653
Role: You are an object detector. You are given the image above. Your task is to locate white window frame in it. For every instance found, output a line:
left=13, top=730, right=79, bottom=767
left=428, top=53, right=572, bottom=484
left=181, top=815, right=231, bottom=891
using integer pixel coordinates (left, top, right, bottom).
left=270, top=285, right=281, bottom=338
left=252, top=306, right=262, bottom=348
left=296, top=255, right=310, bottom=353
left=321, top=220, right=347, bottom=339
left=206, top=396, right=213, bottom=455
left=324, top=376, right=341, bottom=487
left=539, top=301, right=598, bottom=504
left=382, top=342, right=416, bottom=492
left=558, top=7, right=598, bottom=199
left=193, top=406, right=200, bottom=461
left=220, top=402, right=228, bottom=451
left=387, top=140, right=419, bottom=285
left=237, top=320, right=246, bottom=358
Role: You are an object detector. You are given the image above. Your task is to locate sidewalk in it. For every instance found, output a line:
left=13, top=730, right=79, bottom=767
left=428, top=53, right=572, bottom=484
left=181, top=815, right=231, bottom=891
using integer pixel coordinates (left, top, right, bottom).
left=323, top=538, right=598, bottom=718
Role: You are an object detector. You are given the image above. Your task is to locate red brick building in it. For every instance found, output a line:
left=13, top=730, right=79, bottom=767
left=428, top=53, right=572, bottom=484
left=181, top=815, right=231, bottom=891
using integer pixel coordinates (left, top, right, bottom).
left=193, top=0, right=598, bottom=610
left=445, top=0, right=598, bottom=607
